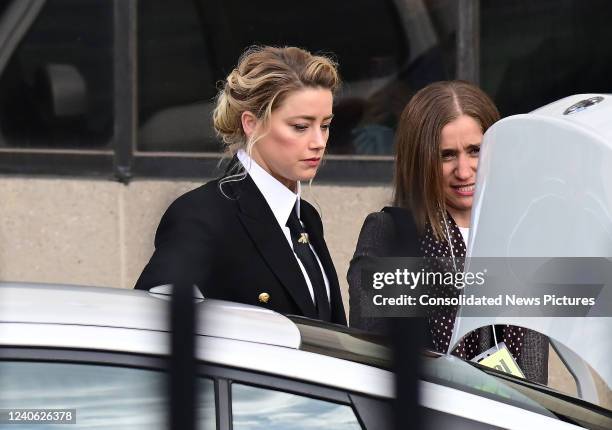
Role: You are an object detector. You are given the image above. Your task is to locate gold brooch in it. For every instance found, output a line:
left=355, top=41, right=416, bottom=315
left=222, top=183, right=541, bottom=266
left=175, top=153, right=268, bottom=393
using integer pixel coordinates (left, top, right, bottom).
left=298, top=233, right=309, bottom=244
left=258, top=292, right=270, bottom=303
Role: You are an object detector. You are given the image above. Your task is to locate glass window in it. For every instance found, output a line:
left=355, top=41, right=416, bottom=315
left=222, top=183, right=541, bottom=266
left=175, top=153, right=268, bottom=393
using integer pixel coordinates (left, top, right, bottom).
left=481, top=0, right=612, bottom=116
left=231, top=383, right=362, bottom=430
left=137, top=0, right=219, bottom=153
left=289, top=316, right=392, bottom=370
left=0, top=361, right=215, bottom=429
left=0, top=0, right=114, bottom=149
left=137, top=0, right=457, bottom=155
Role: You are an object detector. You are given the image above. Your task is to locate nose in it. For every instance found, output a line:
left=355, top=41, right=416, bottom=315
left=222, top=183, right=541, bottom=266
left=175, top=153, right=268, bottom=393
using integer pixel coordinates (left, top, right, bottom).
left=310, top=128, right=327, bottom=149
left=454, top=153, right=475, bottom=180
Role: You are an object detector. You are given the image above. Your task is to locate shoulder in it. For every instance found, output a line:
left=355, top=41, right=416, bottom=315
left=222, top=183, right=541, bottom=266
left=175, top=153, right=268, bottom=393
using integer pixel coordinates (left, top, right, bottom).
left=170, top=180, right=222, bottom=208
left=156, top=179, right=238, bottom=236
left=355, top=207, right=420, bottom=257
left=380, top=206, right=416, bottom=225
left=354, top=207, right=416, bottom=231
left=357, top=211, right=396, bottom=248
left=165, top=178, right=236, bottom=215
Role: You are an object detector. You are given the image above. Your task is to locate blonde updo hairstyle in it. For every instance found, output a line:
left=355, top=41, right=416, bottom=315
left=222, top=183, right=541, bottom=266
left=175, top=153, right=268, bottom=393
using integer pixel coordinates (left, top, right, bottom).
left=213, top=46, right=341, bottom=157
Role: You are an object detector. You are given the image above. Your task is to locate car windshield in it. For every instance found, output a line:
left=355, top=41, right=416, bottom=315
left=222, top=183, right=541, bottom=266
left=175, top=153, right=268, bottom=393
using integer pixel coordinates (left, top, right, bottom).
left=467, top=360, right=612, bottom=430
left=289, top=317, right=612, bottom=429
left=288, top=316, right=392, bottom=369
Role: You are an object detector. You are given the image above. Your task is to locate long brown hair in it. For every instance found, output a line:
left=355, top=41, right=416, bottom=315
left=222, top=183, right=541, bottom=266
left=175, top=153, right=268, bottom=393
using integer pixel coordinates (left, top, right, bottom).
left=393, top=80, right=500, bottom=239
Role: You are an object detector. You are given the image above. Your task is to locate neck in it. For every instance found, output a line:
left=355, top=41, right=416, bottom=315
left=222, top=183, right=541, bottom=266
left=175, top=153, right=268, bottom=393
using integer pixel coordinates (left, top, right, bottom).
left=249, top=150, right=297, bottom=192
left=279, top=178, right=298, bottom=193
left=268, top=172, right=296, bottom=192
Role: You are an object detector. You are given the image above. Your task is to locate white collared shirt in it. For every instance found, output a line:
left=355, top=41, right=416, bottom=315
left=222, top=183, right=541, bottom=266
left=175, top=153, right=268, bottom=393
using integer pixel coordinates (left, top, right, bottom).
left=237, top=150, right=330, bottom=304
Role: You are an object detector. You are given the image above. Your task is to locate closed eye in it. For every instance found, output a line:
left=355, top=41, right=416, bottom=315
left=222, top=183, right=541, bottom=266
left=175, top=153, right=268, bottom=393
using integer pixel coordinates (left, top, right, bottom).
left=292, top=124, right=308, bottom=132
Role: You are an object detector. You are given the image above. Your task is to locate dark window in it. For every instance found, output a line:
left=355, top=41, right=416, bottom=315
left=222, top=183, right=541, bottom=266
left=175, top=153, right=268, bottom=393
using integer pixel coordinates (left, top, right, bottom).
left=481, top=0, right=612, bottom=117
left=0, top=0, right=114, bottom=149
left=137, top=0, right=219, bottom=153
left=137, top=0, right=457, bottom=155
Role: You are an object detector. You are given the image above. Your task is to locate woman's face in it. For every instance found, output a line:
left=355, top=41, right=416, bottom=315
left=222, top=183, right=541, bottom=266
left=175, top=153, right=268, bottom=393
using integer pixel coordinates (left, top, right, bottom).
left=246, top=87, right=333, bottom=191
left=439, top=114, right=483, bottom=227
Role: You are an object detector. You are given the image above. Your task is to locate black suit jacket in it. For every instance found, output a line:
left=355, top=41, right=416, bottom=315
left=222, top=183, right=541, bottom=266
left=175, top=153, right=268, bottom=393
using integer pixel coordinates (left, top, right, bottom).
left=135, top=173, right=347, bottom=325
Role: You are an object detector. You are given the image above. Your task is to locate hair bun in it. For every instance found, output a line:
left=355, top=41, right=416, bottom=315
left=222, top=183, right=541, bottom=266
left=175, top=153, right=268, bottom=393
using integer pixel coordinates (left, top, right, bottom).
left=212, top=46, right=341, bottom=155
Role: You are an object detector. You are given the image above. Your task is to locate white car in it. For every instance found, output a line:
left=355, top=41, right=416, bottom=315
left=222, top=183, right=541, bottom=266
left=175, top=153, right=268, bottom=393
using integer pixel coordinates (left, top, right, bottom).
left=0, top=282, right=609, bottom=429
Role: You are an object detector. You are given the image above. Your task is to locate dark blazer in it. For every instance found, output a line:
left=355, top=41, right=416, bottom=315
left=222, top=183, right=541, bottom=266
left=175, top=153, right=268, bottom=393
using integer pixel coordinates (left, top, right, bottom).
left=135, top=173, right=347, bottom=325
left=348, top=207, right=549, bottom=384
left=347, top=210, right=414, bottom=334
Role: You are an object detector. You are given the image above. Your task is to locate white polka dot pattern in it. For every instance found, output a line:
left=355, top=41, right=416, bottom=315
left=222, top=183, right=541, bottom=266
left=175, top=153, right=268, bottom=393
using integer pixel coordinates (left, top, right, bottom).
left=420, top=213, right=524, bottom=361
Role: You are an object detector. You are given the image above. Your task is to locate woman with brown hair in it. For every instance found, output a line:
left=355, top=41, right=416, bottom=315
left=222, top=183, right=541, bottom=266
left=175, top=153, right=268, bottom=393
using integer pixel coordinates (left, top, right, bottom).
left=348, top=80, right=548, bottom=383
left=136, top=46, right=346, bottom=324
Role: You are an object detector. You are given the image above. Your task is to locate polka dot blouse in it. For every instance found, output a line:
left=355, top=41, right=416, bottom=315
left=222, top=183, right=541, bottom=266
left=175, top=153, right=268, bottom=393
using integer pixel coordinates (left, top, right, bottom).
left=420, top=213, right=524, bottom=361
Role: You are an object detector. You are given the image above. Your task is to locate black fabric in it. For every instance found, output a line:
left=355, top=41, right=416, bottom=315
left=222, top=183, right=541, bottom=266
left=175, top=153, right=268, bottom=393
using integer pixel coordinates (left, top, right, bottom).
left=348, top=207, right=549, bottom=384
left=383, top=207, right=482, bottom=358
left=135, top=172, right=346, bottom=325
left=348, top=211, right=398, bottom=336
left=381, top=206, right=420, bottom=256
left=286, top=206, right=331, bottom=321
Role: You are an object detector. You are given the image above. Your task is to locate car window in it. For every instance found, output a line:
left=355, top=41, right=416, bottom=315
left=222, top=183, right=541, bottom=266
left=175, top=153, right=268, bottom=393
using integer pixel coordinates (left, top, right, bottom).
left=0, top=0, right=114, bottom=149
left=0, top=361, right=215, bottom=429
left=231, top=383, right=362, bottom=430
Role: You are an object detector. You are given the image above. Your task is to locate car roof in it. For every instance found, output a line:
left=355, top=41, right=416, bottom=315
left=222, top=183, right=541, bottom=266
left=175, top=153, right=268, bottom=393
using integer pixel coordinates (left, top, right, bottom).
left=0, top=282, right=301, bottom=349
left=0, top=282, right=395, bottom=399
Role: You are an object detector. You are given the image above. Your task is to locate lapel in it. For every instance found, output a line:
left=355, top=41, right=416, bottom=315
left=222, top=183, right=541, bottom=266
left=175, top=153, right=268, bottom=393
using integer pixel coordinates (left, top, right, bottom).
left=300, top=203, right=346, bottom=324
left=232, top=175, right=318, bottom=318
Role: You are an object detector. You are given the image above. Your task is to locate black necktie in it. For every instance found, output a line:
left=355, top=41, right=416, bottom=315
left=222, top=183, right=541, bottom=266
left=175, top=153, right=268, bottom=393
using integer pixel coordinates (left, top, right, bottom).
left=286, top=206, right=331, bottom=321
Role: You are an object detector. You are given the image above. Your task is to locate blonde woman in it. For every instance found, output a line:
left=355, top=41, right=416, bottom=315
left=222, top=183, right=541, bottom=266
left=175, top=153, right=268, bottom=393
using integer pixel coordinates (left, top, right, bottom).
left=136, top=46, right=346, bottom=324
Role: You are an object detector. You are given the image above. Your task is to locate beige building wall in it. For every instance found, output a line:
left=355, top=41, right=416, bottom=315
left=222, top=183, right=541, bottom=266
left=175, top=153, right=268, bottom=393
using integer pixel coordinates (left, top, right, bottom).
left=0, top=176, right=391, bottom=302
left=1, top=176, right=609, bottom=409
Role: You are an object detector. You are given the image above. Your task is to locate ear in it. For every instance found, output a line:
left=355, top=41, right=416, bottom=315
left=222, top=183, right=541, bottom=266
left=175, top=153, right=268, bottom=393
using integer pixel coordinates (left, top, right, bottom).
left=241, top=111, right=258, bottom=138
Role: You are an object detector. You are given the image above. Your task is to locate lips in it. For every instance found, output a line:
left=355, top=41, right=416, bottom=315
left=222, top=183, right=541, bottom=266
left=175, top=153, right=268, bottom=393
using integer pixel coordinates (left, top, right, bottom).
left=302, top=158, right=321, bottom=167
left=451, top=183, right=475, bottom=196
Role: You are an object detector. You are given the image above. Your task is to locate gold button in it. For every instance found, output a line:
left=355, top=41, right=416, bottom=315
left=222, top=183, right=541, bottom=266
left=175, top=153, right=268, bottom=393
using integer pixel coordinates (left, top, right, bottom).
left=258, top=292, right=270, bottom=303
